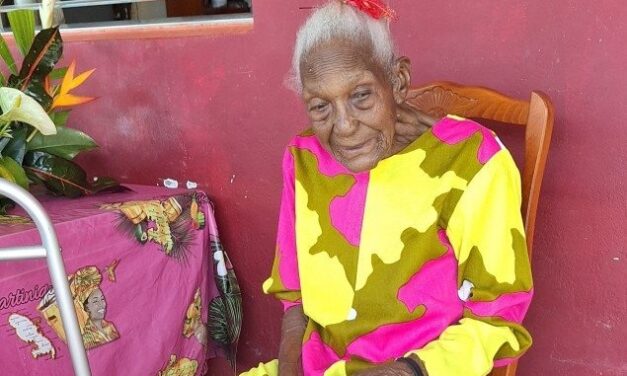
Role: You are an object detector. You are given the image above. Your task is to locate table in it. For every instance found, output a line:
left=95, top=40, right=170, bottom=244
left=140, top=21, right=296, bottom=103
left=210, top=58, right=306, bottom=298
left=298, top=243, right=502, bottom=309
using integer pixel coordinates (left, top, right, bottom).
left=0, top=185, right=241, bottom=375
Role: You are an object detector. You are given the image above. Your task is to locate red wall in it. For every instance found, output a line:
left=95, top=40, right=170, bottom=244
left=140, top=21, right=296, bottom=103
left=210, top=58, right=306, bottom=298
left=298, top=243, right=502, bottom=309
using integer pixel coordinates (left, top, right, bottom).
left=64, top=1, right=625, bottom=375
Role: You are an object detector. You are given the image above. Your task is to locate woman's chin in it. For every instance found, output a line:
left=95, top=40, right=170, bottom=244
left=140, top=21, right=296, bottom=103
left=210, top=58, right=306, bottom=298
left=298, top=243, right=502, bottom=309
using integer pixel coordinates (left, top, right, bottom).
left=340, top=156, right=379, bottom=172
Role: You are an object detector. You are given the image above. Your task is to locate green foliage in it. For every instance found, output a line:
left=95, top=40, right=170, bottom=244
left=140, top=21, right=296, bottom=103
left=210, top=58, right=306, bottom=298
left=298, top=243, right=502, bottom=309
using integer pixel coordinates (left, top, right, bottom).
left=0, top=35, right=18, bottom=75
left=49, top=67, right=68, bottom=81
left=0, top=8, right=118, bottom=214
left=50, top=110, right=70, bottom=127
left=7, top=10, right=36, bottom=57
left=8, top=27, right=63, bottom=109
left=0, top=155, right=28, bottom=189
left=22, top=151, right=119, bottom=198
left=28, top=127, right=97, bottom=160
left=23, top=151, right=89, bottom=197
left=90, top=177, right=120, bottom=194
left=2, top=124, right=28, bottom=164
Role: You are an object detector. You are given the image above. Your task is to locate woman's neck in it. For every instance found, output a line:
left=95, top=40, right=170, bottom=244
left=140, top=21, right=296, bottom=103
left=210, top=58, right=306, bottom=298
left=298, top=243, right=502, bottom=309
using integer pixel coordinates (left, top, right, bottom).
left=389, top=113, right=441, bottom=155
left=389, top=125, right=427, bottom=155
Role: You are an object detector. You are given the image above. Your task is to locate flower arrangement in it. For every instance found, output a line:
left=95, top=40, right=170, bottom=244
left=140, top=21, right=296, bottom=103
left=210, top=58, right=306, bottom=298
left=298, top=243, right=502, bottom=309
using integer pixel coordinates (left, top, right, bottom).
left=0, top=0, right=117, bottom=213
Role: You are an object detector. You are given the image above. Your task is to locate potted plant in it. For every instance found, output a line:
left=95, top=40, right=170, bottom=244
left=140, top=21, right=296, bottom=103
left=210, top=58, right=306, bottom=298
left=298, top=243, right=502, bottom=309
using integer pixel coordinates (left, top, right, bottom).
left=0, top=0, right=117, bottom=213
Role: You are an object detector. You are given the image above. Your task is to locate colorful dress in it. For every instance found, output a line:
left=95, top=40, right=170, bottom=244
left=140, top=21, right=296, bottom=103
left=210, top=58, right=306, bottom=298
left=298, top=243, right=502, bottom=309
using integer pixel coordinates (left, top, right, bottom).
left=244, top=116, right=533, bottom=376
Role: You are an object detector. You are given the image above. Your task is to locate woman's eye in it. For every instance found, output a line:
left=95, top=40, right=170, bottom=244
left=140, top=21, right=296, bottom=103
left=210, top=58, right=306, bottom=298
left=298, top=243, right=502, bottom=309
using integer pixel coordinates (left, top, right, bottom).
left=353, top=90, right=371, bottom=101
left=310, top=103, right=328, bottom=113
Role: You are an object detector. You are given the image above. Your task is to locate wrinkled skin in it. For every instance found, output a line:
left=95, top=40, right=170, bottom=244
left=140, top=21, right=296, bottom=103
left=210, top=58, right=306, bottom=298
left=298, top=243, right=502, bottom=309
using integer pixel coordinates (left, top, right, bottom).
left=278, top=38, right=436, bottom=376
left=300, top=38, right=437, bottom=173
left=278, top=306, right=307, bottom=376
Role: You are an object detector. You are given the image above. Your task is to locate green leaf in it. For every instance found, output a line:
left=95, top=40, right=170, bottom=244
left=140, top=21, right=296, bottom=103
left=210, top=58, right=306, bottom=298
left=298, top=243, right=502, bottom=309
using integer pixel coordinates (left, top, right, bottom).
left=23, top=151, right=89, bottom=197
left=0, top=34, right=18, bottom=75
left=7, top=10, right=36, bottom=57
left=0, top=156, right=29, bottom=189
left=8, top=27, right=62, bottom=109
left=27, top=127, right=97, bottom=160
left=23, top=151, right=120, bottom=197
left=50, top=110, right=70, bottom=127
left=0, top=87, right=56, bottom=135
left=2, top=124, right=28, bottom=164
left=91, top=177, right=120, bottom=193
left=50, top=67, right=68, bottom=81
left=0, top=138, right=10, bottom=155
left=208, top=297, right=229, bottom=347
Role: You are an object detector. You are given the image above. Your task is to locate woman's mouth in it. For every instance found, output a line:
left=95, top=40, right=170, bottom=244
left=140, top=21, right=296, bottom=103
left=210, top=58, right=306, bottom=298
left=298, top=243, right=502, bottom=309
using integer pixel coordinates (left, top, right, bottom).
left=335, top=138, right=374, bottom=159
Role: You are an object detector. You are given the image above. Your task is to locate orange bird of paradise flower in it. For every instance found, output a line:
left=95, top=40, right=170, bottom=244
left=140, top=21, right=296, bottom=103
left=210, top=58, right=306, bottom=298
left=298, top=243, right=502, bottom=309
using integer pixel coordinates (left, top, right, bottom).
left=51, top=60, right=96, bottom=109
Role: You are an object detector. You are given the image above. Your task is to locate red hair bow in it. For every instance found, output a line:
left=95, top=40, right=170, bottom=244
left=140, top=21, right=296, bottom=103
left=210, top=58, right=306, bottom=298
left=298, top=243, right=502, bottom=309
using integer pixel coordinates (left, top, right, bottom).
left=344, top=0, right=396, bottom=20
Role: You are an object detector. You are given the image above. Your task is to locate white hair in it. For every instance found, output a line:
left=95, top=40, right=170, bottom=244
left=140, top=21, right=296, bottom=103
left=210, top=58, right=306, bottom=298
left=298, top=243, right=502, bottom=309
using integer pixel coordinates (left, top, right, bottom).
left=290, top=0, right=397, bottom=92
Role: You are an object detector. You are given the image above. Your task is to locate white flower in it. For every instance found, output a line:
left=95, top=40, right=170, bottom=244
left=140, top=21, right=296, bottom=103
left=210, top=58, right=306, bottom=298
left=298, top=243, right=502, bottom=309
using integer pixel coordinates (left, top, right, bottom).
left=0, top=88, right=56, bottom=135
left=39, top=0, right=56, bottom=29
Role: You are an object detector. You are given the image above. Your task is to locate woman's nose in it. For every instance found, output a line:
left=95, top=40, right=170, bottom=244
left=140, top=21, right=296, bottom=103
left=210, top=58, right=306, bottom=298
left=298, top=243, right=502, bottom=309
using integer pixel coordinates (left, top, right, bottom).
left=333, top=104, right=357, bottom=136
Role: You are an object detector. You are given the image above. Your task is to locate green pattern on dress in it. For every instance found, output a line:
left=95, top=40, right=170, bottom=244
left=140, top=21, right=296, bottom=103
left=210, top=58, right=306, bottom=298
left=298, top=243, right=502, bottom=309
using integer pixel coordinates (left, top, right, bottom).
left=322, top=223, right=447, bottom=357
left=418, top=131, right=484, bottom=182
left=458, top=229, right=532, bottom=296
left=295, top=147, right=360, bottom=288
left=266, top=245, right=302, bottom=303
left=463, top=308, right=533, bottom=359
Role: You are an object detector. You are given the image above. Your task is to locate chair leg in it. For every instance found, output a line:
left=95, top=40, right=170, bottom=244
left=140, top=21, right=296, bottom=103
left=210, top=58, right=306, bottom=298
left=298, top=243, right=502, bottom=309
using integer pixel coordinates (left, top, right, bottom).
left=490, top=361, right=518, bottom=376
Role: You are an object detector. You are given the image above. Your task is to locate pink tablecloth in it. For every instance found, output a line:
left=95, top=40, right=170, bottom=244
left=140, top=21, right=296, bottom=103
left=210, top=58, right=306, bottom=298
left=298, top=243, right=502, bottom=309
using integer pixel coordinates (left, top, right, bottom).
left=0, top=185, right=241, bottom=375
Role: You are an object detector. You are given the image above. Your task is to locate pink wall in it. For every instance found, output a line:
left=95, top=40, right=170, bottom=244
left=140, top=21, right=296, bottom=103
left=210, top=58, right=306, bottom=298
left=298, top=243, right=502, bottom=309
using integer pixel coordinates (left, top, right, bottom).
left=64, top=1, right=625, bottom=375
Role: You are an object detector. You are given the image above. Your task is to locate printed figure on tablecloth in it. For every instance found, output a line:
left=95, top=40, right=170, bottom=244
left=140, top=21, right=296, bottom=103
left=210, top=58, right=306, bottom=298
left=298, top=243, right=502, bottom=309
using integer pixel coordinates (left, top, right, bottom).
left=101, top=193, right=206, bottom=260
left=208, top=237, right=242, bottom=368
left=183, top=288, right=207, bottom=346
left=158, top=355, right=198, bottom=376
left=8, top=313, right=56, bottom=359
left=37, top=266, right=119, bottom=350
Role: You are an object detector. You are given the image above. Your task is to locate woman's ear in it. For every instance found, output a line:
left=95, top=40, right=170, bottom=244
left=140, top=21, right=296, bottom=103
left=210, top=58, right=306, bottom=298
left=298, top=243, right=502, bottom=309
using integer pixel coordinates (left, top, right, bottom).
left=393, top=56, right=411, bottom=104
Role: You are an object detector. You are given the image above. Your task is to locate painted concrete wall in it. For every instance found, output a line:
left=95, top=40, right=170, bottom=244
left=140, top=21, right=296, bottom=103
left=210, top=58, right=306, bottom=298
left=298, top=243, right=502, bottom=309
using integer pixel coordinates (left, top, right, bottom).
left=62, top=1, right=625, bottom=374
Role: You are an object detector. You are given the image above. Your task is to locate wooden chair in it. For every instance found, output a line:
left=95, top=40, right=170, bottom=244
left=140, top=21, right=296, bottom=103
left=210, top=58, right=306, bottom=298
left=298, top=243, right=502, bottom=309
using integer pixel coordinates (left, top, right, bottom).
left=405, top=82, right=554, bottom=376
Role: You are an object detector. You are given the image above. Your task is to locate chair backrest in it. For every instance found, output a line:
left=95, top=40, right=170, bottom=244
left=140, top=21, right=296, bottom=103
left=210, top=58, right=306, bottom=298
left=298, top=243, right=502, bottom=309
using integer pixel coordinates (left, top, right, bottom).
left=405, top=81, right=554, bottom=376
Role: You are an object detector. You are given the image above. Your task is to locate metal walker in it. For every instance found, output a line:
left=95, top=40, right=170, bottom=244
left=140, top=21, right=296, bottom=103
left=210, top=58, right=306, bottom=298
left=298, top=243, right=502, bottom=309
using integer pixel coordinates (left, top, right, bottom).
left=0, top=178, right=91, bottom=376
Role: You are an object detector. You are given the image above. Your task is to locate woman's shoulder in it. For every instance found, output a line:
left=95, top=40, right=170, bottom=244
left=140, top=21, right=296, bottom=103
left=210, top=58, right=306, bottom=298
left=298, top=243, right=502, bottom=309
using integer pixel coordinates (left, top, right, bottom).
left=410, top=115, right=516, bottom=184
left=286, top=128, right=316, bottom=147
left=285, top=128, right=328, bottom=158
left=430, top=115, right=505, bottom=165
left=283, top=128, right=351, bottom=175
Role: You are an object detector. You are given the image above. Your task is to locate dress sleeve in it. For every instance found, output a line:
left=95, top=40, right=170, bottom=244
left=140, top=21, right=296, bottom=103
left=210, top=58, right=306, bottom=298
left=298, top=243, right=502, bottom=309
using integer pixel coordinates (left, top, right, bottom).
left=262, top=148, right=302, bottom=311
left=408, top=149, right=534, bottom=375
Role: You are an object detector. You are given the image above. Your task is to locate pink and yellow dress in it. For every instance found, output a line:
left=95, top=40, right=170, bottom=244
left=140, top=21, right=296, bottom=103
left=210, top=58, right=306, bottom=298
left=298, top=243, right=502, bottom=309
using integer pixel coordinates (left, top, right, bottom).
left=244, top=116, right=533, bottom=376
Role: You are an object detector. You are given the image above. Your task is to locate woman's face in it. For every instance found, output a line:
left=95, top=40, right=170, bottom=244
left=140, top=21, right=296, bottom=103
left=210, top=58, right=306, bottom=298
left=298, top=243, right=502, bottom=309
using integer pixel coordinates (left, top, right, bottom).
left=85, top=288, right=107, bottom=321
left=301, top=40, right=400, bottom=172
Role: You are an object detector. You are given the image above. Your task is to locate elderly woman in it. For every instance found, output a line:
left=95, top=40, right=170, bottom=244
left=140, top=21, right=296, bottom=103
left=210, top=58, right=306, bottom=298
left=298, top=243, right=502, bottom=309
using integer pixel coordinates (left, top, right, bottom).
left=244, top=1, right=533, bottom=375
